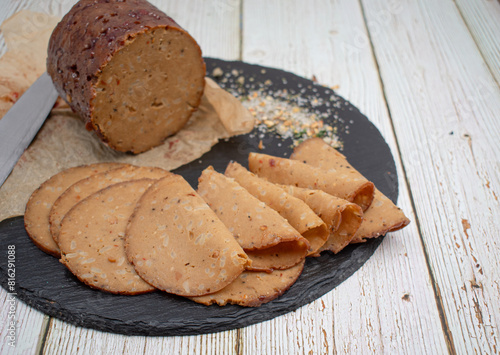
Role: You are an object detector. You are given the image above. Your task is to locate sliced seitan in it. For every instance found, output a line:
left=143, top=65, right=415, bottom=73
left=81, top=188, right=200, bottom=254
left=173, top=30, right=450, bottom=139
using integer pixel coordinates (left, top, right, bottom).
left=47, top=0, right=206, bottom=153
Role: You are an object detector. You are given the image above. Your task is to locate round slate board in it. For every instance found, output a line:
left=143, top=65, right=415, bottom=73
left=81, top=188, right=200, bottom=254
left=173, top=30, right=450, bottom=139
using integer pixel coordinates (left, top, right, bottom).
left=0, top=58, right=398, bottom=336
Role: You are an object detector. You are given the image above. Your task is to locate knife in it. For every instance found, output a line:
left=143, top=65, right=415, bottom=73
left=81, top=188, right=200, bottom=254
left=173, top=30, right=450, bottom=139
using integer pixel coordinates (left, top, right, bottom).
left=0, top=72, right=59, bottom=187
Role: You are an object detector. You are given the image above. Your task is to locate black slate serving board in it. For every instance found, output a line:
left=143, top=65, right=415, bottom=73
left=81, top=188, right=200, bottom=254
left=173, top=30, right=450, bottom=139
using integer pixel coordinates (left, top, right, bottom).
left=0, top=58, right=398, bottom=336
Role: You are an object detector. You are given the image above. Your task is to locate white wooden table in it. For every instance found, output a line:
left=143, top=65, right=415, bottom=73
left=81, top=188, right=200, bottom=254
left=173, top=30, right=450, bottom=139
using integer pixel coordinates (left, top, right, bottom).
left=1, top=0, right=499, bottom=354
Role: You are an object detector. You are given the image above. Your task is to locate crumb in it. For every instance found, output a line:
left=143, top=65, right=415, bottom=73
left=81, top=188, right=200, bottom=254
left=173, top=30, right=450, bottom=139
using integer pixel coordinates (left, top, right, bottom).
left=212, top=67, right=223, bottom=77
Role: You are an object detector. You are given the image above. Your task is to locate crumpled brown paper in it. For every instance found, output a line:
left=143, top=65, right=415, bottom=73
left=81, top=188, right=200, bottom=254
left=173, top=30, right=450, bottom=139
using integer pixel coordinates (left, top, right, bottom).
left=0, top=10, right=254, bottom=220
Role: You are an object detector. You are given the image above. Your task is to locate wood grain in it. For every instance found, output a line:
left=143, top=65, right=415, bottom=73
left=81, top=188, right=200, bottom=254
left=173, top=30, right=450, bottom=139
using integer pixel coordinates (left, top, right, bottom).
left=152, top=0, right=241, bottom=61
left=242, top=0, right=448, bottom=353
left=360, top=0, right=500, bottom=353
left=0, top=288, right=48, bottom=355
left=454, top=0, right=500, bottom=85
left=43, top=320, right=238, bottom=355
left=1, top=0, right=499, bottom=353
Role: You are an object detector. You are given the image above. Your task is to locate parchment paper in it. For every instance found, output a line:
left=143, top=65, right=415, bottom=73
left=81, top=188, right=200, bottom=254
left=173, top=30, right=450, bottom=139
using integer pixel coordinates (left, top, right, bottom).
left=0, top=11, right=254, bottom=220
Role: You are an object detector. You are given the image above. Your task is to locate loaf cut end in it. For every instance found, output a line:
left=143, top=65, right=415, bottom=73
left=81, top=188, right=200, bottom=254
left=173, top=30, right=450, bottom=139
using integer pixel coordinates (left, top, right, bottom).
left=47, top=0, right=206, bottom=154
left=91, top=27, right=205, bottom=153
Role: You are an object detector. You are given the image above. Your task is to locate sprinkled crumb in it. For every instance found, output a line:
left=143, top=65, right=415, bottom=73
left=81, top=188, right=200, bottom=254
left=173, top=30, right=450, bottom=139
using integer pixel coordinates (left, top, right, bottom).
left=242, top=91, right=342, bottom=148
left=210, top=67, right=344, bottom=149
left=212, top=67, right=224, bottom=78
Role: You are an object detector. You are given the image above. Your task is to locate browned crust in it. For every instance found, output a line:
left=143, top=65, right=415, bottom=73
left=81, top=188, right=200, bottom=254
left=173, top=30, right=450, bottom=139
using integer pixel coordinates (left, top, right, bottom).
left=290, top=138, right=375, bottom=211
left=197, top=167, right=310, bottom=252
left=58, top=178, right=157, bottom=295
left=190, top=260, right=305, bottom=307
left=59, top=256, right=155, bottom=295
left=233, top=262, right=305, bottom=307
left=196, top=166, right=309, bottom=272
left=244, top=241, right=307, bottom=272
left=124, top=174, right=249, bottom=297
left=320, top=203, right=363, bottom=254
left=24, top=182, right=61, bottom=257
left=351, top=218, right=410, bottom=243
left=47, top=0, right=206, bottom=152
left=224, top=161, right=329, bottom=255
left=24, top=162, right=127, bottom=257
left=348, top=181, right=375, bottom=212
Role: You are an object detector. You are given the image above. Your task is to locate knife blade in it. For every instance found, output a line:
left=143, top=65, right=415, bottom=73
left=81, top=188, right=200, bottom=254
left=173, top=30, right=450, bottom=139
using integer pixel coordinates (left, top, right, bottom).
left=0, top=72, right=59, bottom=187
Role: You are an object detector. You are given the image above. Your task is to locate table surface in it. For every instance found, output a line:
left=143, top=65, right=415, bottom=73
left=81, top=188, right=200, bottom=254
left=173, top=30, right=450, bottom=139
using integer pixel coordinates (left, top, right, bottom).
left=1, top=0, right=499, bottom=354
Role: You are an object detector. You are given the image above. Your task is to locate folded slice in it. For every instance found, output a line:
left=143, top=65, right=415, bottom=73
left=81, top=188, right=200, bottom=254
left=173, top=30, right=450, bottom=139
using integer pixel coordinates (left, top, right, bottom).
left=225, top=161, right=328, bottom=255
left=248, top=152, right=374, bottom=211
left=281, top=185, right=363, bottom=254
left=49, top=165, right=171, bottom=243
left=290, top=138, right=375, bottom=211
left=290, top=138, right=409, bottom=242
left=352, top=189, right=410, bottom=243
left=189, top=260, right=305, bottom=307
left=125, top=174, right=249, bottom=297
left=59, top=179, right=156, bottom=295
left=197, top=166, right=309, bottom=272
left=24, top=162, right=126, bottom=257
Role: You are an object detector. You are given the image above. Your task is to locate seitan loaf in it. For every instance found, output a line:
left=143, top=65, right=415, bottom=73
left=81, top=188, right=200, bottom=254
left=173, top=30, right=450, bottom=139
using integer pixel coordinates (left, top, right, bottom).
left=47, top=0, right=206, bottom=153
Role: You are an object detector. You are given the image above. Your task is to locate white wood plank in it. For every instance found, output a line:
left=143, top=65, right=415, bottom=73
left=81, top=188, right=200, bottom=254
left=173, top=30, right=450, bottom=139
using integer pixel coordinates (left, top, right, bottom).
left=0, top=287, right=48, bottom=355
left=241, top=0, right=448, bottom=354
left=43, top=320, right=237, bottom=355
left=454, top=0, right=500, bottom=85
left=150, top=0, right=241, bottom=61
left=360, top=0, right=500, bottom=353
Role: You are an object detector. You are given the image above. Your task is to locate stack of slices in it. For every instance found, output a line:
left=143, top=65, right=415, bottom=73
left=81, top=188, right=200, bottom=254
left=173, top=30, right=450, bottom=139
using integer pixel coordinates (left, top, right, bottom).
left=24, top=138, right=410, bottom=307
